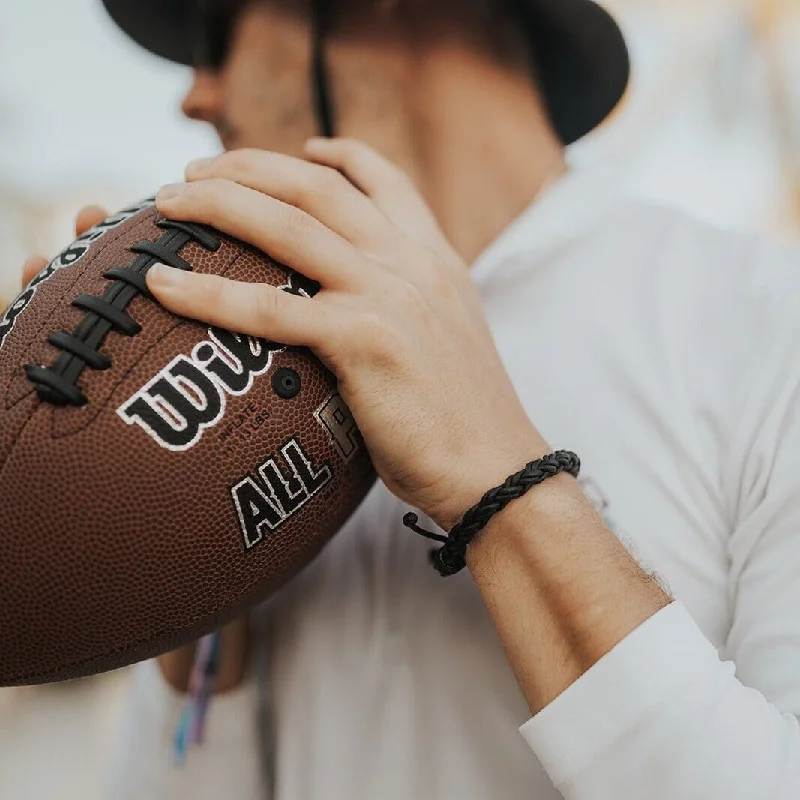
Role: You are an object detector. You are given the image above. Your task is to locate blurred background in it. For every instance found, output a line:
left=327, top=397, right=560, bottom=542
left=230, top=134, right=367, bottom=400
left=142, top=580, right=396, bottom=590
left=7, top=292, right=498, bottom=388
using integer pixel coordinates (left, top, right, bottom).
left=0, top=0, right=798, bottom=797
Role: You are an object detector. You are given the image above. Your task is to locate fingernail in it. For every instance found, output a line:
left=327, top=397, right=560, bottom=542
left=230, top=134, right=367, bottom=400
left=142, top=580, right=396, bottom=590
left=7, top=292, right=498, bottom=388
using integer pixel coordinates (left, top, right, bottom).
left=157, top=183, right=187, bottom=202
left=147, top=262, right=185, bottom=288
left=186, top=157, right=214, bottom=175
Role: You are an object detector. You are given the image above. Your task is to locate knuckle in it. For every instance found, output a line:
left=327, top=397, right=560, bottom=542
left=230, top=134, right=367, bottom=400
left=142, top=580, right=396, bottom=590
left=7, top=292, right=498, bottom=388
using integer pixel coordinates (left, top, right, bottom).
left=356, top=309, right=401, bottom=355
left=397, top=278, right=428, bottom=313
left=185, top=179, right=229, bottom=215
left=253, top=286, right=281, bottom=322
left=425, top=260, right=458, bottom=298
left=293, top=166, right=340, bottom=206
left=355, top=309, right=386, bottom=341
left=179, top=179, right=207, bottom=206
left=315, top=165, right=346, bottom=196
left=218, top=148, right=255, bottom=175
left=202, top=273, right=228, bottom=307
left=280, top=205, right=315, bottom=239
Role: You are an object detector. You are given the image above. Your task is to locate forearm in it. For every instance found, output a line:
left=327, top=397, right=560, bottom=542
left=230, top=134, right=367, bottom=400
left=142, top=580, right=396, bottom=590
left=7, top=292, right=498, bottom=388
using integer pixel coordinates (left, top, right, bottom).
left=466, top=472, right=671, bottom=714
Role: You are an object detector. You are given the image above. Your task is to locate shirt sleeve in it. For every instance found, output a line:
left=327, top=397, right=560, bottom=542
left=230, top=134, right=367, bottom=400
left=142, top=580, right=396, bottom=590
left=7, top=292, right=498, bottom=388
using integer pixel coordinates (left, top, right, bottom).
left=520, top=274, right=800, bottom=799
left=520, top=603, right=800, bottom=798
left=104, top=657, right=266, bottom=800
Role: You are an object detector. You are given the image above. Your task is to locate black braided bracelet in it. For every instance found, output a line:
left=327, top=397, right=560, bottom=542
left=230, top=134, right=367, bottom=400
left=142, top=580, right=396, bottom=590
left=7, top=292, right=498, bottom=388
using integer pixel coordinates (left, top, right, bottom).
left=402, top=450, right=581, bottom=577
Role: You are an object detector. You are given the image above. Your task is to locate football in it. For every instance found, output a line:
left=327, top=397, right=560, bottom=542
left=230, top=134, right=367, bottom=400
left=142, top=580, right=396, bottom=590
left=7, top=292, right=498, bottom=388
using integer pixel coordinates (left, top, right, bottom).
left=0, top=199, right=376, bottom=686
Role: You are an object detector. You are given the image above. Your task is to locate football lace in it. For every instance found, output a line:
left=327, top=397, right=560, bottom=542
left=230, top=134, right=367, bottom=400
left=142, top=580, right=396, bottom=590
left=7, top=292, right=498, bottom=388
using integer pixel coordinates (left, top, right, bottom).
left=25, top=218, right=221, bottom=407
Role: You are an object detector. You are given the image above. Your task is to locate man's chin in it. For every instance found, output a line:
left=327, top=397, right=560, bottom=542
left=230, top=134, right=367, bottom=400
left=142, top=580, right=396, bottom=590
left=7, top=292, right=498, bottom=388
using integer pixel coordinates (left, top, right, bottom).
left=216, top=127, right=240, bottom=152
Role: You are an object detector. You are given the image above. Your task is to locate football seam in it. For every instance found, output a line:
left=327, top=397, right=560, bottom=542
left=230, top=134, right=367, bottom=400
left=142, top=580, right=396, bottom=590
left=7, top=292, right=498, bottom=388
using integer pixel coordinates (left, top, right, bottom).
left=47, top=246, right=248, bottom=440
left=0, top=222, right=243, bottom=475
left=3, top=561, right=297, bottom=685
left=25, top=218, right=221, bottom=406
left=1, top=209, right=161, bottom=410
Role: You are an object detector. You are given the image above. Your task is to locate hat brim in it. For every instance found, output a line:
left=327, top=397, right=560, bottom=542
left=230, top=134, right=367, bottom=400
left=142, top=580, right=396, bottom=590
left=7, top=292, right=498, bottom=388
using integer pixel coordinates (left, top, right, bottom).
left=102, top=0, right=198, bottom=66
left=518, top=0, right=630, bottom=143
left=100, top=0, right=629, bottom=144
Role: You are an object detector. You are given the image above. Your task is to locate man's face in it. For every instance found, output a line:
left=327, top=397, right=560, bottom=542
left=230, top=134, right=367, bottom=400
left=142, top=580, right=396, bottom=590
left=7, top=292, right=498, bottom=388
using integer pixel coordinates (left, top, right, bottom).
left=182, top=2, right=318, bottom=156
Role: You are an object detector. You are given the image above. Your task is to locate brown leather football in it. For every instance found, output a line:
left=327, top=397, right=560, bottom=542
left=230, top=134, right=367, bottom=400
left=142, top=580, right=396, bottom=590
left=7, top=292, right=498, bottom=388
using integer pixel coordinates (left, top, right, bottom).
left=0, top=199, right=376, bottom=686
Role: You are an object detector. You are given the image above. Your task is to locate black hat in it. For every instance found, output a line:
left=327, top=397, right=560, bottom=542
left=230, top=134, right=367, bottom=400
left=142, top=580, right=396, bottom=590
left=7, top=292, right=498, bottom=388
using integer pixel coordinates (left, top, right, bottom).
left=100, top=0, right=629, bottom=144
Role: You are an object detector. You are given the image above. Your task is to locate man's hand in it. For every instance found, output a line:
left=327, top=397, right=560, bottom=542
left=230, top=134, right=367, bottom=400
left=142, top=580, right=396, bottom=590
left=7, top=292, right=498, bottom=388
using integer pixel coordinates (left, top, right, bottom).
left=147, top=139, right=550, bottom=533
left=143, top=143, right=671, bottom=718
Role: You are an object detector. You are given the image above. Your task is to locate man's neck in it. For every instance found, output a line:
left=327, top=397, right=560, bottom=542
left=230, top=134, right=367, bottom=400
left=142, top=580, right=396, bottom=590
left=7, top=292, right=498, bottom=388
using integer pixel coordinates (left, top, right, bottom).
left=334, top=44, right=566, bottom=264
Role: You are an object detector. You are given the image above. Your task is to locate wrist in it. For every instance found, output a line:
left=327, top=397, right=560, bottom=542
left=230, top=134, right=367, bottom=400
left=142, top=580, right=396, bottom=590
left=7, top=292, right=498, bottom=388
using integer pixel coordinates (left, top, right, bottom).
left=157, top=615, right=250, bottom=694
left=426, top=454, right=551, bottom=532
left=157, top=646, right=196, bottom=692
left=408, top=448, right=574, bottom=579
left=431, top=442, right=553, bottom=533
left=465, top=471, right=580, bottom=571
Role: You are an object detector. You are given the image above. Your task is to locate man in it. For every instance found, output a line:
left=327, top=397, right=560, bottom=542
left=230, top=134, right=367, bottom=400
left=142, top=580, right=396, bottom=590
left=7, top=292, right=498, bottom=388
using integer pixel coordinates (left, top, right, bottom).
left=23, top=0, right=800, bottom=797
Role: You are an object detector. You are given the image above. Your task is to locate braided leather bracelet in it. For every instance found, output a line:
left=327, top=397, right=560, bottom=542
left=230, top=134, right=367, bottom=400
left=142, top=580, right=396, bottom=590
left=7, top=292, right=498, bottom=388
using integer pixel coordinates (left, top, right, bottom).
left=403, top=450, right=581, bottom=576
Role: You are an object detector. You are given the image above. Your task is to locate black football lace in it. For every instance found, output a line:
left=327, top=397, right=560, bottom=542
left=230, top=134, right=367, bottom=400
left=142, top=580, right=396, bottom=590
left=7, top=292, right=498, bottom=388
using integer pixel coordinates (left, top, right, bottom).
left=25, top=219, right=221, bottom=407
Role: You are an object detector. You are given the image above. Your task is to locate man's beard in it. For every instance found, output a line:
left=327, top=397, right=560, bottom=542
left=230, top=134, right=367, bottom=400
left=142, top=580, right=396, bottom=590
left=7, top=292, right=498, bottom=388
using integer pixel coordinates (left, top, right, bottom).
left=214, top=117, right=240, bottom=151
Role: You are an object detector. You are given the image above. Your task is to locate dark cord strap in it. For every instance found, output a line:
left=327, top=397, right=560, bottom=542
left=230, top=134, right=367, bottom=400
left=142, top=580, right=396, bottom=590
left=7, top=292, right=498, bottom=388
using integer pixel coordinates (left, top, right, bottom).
left=310, top=0, right=335, bottom=138
left=403, top=450, right=581, bottom=576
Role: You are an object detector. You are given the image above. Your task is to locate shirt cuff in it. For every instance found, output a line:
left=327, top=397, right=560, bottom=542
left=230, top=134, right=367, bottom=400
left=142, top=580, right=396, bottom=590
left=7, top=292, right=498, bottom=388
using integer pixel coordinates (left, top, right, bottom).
left=519, top=601, right=722, bottom=788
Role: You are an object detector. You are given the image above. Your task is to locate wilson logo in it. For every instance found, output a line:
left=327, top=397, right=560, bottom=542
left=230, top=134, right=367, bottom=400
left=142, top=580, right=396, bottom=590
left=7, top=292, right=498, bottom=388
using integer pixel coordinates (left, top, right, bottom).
left=314, top=392, right=361, bottom=462
left=117, top=272, right=320, bottom=451
left=118, top=328, right=284, bottom=451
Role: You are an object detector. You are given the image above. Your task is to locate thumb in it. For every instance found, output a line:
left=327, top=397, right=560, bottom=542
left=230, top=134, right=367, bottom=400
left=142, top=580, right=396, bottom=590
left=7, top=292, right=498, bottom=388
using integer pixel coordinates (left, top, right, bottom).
left=21, top=256, right=48, bottom=288
left=75, top=205, right=109, bottom=238
left=20, top=205, right=109, bottom=289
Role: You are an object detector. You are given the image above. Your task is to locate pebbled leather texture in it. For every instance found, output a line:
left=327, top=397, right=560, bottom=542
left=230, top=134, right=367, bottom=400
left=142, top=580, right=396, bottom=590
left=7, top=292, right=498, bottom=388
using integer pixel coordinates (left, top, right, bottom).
left=0, top=202, right=376, bottom=685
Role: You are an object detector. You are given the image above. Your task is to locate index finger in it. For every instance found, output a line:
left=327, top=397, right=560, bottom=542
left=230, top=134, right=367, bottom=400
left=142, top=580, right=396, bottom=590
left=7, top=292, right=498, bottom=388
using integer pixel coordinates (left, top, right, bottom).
left=303, top=138, right=459, bottom=263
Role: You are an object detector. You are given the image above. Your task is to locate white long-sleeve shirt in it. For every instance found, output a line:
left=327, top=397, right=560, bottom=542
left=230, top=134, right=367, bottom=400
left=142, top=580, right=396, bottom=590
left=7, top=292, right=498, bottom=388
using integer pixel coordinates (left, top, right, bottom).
left=106, top=163, right=800, bottom=800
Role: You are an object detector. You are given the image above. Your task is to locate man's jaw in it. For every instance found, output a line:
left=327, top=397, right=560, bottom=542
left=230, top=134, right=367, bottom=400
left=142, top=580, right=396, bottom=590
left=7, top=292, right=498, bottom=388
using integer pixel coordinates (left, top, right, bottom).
left=214, top=120, right=239, bottom=152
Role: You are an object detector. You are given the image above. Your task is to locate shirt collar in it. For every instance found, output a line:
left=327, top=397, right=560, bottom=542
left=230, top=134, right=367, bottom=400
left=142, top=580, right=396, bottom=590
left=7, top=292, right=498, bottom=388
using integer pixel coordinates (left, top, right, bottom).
left=469, top=159, right=625, bottom=289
